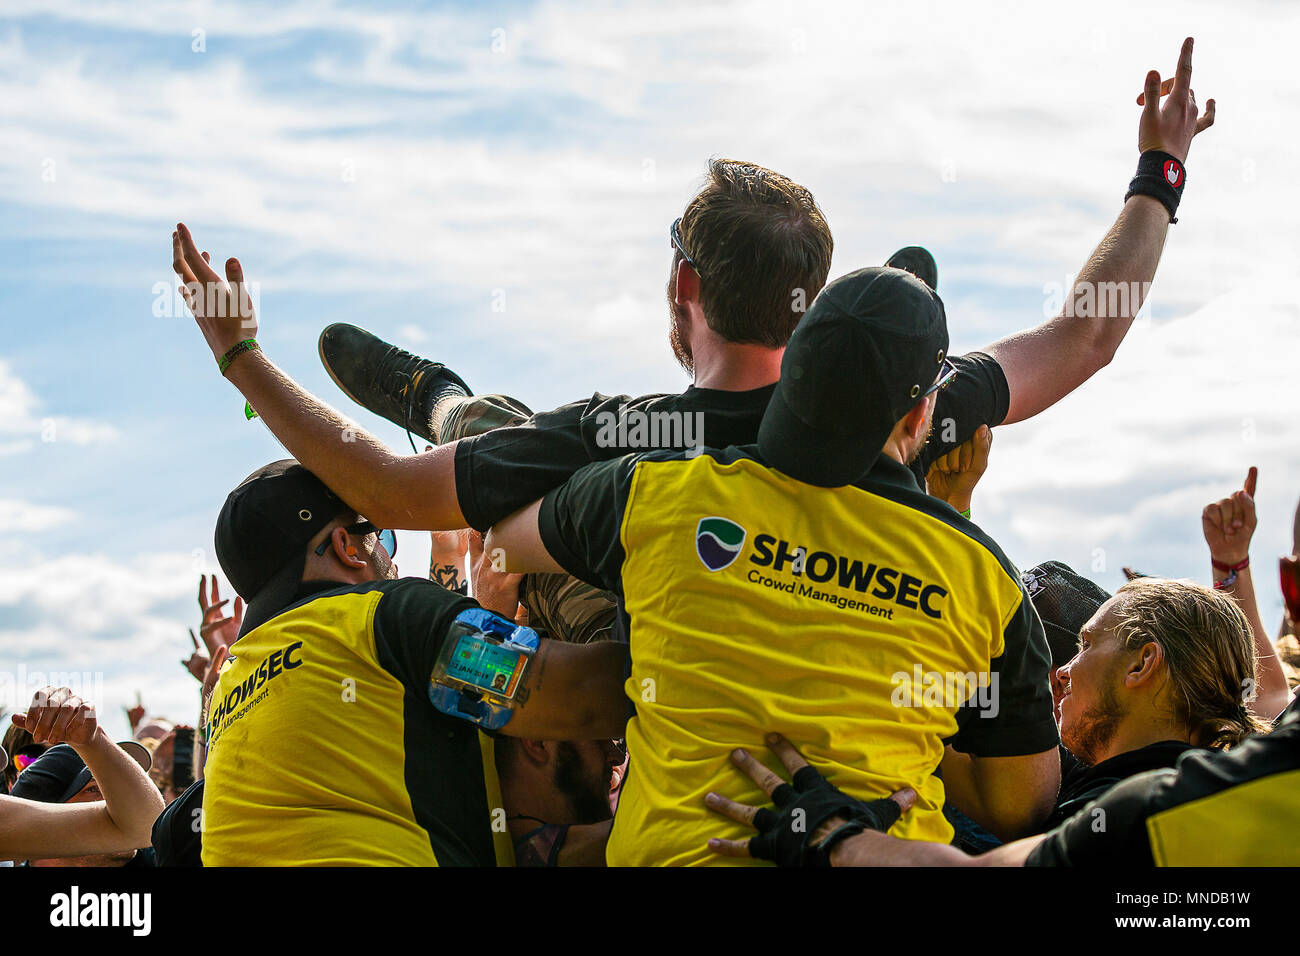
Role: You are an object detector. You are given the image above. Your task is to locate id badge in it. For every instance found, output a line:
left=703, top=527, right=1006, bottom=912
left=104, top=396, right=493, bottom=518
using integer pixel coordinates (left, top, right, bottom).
left=429, top=607, right=539, bottom=730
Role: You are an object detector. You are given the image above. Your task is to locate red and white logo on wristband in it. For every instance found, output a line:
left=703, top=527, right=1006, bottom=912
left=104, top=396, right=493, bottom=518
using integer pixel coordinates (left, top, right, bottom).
left=1163, top=159, right=1183, bottom=187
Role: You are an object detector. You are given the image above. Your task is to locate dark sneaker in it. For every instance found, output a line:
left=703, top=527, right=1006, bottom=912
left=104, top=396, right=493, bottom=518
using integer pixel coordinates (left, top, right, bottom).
left=318, top=323, right=472, bottom=447
left=885, top=246, right=938, bottom=291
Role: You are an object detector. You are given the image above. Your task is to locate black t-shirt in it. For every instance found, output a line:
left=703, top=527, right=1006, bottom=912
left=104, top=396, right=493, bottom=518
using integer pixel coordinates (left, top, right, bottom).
left=912, top=350, right=1010, bottom=483
left=1027, top=706, right=1300, bottom=866
left=454, top=384, right=774, bottom=531
left=453, top=352, right=1009, bottom=531
left=1045, top=741, right=1196, bottom=830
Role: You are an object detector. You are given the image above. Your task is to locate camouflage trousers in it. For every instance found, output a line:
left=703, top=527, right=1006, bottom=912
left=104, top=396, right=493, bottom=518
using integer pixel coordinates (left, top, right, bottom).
left=438, top=394, right=619, bottom=645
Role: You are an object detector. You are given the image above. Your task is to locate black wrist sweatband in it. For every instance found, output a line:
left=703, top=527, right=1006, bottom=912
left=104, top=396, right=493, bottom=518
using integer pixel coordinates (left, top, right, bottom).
left=1124, top=150, right=1185, bottom=223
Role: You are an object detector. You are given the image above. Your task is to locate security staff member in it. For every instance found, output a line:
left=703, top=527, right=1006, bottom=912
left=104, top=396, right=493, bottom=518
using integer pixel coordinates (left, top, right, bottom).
left=488, top=267, right=1060, bottom=866
left=201, top=460, right=625, bottom=866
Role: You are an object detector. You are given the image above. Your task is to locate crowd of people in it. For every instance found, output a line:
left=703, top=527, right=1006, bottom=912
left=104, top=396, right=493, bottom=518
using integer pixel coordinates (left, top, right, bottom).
left=7, top=36, right=1299, bottom=868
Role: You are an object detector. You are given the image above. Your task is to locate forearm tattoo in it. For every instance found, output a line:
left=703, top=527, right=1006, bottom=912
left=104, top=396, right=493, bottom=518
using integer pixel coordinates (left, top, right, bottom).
left=431, top=562, right=469, bottom=595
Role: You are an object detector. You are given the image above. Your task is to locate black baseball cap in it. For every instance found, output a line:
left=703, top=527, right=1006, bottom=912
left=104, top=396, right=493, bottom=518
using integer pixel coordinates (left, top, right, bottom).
left=758, top=266, right=949, bottom=487
left=1022, top=561, right=1113, bottom=668
left=10, top=741, right=151, bottom=804
left=215, top=459, right=347, bottom=637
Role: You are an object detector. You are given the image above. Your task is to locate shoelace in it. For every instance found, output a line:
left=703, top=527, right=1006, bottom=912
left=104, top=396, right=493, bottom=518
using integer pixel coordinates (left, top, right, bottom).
left=374, top=346, right=425, bottom=453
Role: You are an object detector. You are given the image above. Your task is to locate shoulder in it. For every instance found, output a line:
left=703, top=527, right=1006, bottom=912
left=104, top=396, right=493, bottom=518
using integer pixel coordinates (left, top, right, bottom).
left=862, top=469, right=1025, bottom=593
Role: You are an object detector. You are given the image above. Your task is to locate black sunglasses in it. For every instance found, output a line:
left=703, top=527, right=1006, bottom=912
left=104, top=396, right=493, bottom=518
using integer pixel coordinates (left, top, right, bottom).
left=315, top=521, right=397, bottom=559
left=923, top=357, right=958, bottom=398
left=670, top=218, right=703, bottom=276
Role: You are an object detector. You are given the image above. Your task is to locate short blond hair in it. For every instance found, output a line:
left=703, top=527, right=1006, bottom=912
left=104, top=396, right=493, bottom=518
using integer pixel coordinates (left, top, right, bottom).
left=1112, top=578, right=1269, bottom=748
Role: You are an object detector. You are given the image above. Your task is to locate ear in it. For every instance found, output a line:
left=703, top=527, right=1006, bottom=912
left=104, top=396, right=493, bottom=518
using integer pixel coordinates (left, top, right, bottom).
left=674, top=258, right=701, bottom=305
left=328, top=526, right=368, bottom=570
left=1125, top=641, right=1165, bottom=690
left=518, top=739, right=550, bottom=766
left=902, top=393, right=935, bottom=440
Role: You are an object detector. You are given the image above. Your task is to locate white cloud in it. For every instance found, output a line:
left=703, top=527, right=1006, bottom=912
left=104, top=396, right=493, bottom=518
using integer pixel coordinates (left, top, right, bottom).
left=0, top=0, right=1296, bottom=717
left=974, top=279, right=1300, bottom=615
left=0, top=498, right=76, bottom=531
left=0, top=359, right=119, bottom=448
left=0, top=549, right=209, bottom=736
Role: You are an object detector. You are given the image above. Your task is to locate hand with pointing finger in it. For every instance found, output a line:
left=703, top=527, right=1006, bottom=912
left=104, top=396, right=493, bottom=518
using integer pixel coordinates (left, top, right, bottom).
left=1203, top=467, right=1258, bottom=567
left=1136, top=37, right=1215, bottom=163
left=704, top=732, right=917, bottom=867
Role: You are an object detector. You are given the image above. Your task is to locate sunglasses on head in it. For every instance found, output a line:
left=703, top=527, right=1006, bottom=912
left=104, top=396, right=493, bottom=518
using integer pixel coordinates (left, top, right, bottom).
left=315, top=520, right=397, bottom=559
left=670, top=218, right=704, bottom=276
left=923, top=357, right=958, bottom=398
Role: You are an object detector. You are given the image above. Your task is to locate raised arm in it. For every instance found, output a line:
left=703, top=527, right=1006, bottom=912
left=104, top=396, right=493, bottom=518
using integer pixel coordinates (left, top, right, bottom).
left=1203, top=467, right=1290, bottom=720
left=2, top=687, right=164, bottom=860
left=986, top=37, right=1215, bottom=426
left=171, top=225, right=465, bottom=531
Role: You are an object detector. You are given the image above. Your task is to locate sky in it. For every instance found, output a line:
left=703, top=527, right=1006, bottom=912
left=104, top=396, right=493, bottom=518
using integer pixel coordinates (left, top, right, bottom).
left=1, top=0, right=1297, bottom=738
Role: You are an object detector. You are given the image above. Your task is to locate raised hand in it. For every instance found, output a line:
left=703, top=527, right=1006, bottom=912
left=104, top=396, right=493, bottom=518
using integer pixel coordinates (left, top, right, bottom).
left=12, top=686, right=99, bottom=748
left=183, top=628, right=210, bottom=683
left=1136, top=37, right=1215, bottom=163
left=171, top=222, right=258, bottom=360
left=198, top=574, right=243, bottom=654
left=124, top=691, right=146, bottom=730
left=1203, top=467, right=1258, bottom=566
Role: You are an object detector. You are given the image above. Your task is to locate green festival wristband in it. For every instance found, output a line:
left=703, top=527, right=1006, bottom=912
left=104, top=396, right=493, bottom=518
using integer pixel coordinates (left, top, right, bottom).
left=218, top=338, right=260, bottom=375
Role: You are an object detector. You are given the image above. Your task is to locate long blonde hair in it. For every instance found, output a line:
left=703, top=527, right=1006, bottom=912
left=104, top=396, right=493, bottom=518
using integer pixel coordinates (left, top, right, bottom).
left=1112, top=578, right=1270, bottom=748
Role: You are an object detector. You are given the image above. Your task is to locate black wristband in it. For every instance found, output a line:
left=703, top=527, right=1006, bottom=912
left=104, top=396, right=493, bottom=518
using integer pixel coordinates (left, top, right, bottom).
left=1124, top=150, right=1185, bottom=223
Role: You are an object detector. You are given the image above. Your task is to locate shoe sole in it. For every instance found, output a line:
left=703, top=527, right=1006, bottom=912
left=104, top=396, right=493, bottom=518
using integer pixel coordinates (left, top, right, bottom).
left=318, top=325, right=378, bottom=415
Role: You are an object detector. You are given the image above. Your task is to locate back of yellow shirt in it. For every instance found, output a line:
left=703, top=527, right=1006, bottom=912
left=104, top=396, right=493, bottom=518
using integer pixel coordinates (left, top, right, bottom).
left=202, top=579, right=512, bottom=867
left=539, top=448, right=1056, bottom=866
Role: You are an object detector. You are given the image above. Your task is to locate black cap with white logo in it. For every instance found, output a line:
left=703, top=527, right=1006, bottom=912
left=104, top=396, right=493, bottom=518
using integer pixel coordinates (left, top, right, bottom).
left=215, top=459, right=346, bottom=636
left=1022, top=561, right=1112, bottom=668
left=758, top=266, right=950, bottom=487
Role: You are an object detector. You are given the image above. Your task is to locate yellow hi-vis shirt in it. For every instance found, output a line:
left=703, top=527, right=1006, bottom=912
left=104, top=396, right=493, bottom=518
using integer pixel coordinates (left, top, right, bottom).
left=202, top=578, right=513, bottom=867
left=539, top=448, right=1057, bottom=866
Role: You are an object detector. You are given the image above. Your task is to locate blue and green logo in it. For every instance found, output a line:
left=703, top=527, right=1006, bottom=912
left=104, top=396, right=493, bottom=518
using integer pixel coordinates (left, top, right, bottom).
left=696, top=517, right=747, bottom=571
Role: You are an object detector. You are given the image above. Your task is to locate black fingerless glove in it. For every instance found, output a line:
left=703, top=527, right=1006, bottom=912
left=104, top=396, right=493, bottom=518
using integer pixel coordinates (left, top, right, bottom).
left=747, top=765, right=904, bottom=868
